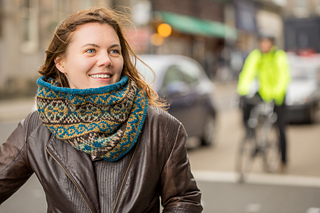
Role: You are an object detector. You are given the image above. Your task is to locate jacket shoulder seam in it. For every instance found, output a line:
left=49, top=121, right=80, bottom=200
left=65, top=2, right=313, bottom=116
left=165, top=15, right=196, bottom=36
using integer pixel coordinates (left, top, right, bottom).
left=163, top=123, right=183, bottom=168
left=0, top=112, right=39, bottom=174
left=24, top=111, right=43, bottom=169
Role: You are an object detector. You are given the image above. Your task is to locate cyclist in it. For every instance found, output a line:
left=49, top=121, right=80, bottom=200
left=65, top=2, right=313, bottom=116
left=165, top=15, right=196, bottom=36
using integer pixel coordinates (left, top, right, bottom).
left=237, top=33, right=291, bottom=172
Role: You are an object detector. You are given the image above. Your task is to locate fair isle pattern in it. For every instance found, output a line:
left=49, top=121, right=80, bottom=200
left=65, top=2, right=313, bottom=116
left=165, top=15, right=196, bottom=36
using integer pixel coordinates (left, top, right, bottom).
left=36, top=76, right=148, bottom=161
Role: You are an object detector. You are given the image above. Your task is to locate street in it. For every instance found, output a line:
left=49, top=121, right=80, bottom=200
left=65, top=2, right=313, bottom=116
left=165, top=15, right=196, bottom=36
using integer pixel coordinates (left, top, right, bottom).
left=188, top=108, right=320, bottom=213
left=188, top=82, right=320, bottom=213
left=0, top=82, right=320, bottom=212
left=188, top=108, right=320, bottom=178
left=189, top=81, right=320, bottom=178
left=197, top=178, right=320, bottom=213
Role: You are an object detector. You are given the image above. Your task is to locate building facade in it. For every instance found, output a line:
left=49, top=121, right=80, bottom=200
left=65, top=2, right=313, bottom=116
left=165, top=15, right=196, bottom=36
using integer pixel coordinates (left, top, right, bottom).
left=283, top=0, right=320, bottom=53
left=0, top=0, right=111, bottom=98
left=147, top=0, right=237, bottom=79
left=0, top=0, right=289, bottom=97
left=0, top=0, right=237, bottom=96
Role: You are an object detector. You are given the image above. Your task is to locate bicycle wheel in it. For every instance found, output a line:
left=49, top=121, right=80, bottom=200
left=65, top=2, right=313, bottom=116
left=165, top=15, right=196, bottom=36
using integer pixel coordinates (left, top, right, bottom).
left=236, top=129, right=257, bottom=182
left=262, top=124, right=280, bottom=173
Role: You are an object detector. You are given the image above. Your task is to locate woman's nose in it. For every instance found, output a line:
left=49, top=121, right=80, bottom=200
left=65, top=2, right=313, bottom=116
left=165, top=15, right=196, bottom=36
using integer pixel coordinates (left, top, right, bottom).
left=97, top=51, right=112, bottom=67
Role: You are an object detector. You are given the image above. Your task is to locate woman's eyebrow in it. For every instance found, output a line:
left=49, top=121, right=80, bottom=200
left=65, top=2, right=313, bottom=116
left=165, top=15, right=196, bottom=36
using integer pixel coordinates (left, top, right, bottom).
left=81, top=43, right=120, bottom=48
left=109, top=44, right=121, bottom=48
left=82, top=43, right=100, bottom=48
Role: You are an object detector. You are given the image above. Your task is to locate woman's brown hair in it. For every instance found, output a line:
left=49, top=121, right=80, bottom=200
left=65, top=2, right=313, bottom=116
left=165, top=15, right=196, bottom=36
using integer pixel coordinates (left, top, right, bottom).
left=38, top=7, right=167, bottom=110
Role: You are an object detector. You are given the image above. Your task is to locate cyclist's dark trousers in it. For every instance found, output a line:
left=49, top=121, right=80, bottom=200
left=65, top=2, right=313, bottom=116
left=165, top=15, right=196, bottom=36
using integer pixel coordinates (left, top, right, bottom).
left=241, top=100, right=288, bottom=164
left=274, top=103, right=287, bottom=165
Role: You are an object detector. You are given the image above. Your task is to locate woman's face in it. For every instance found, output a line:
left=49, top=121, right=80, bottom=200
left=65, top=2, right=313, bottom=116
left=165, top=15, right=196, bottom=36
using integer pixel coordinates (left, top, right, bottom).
left=55, top=22, right=124, bottom=89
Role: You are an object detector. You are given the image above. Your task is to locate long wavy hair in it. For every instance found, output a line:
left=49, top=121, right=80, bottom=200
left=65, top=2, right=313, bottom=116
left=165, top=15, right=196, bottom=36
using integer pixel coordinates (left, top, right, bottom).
left=38, top=7, right=167, bottom=110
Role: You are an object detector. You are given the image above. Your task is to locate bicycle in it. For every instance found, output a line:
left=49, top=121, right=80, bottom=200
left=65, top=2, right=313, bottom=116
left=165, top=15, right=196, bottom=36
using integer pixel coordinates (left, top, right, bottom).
left=236, top=96, right=281, bottom=183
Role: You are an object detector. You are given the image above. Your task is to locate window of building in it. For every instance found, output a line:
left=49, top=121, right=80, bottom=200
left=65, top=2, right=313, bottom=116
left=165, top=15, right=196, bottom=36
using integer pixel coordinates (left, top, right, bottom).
left=20, top=0, right=39, bottom=53
left=82, top=0, right=93, bottom=9
left=317, top=0, right=320, bottom=13
left=295, top=0, right=306, bottom=8
left=52, top=0, right=68, bottom=28
left=0, top=0, right=3, bottom=38
left=293, top=0, right=308, bottom=17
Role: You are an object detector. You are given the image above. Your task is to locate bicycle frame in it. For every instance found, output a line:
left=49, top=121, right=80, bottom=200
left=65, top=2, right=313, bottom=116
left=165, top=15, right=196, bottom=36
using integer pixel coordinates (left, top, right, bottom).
left=236, top=100, right=280, bottom=182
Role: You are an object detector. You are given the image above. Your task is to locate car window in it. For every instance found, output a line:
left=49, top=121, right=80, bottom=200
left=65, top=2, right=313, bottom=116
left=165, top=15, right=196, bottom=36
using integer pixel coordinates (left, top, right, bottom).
left=178, top=59, right=202, bottom=83
left=163, top=65, right=184, bottom=88
left=164, top=60, right=201, bottom=87
left=165, top=63, right=200, bottom=85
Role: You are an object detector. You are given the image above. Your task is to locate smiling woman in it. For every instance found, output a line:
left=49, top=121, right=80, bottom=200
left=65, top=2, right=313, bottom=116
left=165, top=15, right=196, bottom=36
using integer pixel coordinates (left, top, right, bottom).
left=0, top=7, right=202, bottom=213
left=54, top=22, right=124, bottom=89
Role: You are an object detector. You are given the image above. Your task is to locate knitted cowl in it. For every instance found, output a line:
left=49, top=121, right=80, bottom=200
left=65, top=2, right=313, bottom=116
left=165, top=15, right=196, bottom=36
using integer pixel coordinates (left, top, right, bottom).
left=36, top=75, right=148, bottom=161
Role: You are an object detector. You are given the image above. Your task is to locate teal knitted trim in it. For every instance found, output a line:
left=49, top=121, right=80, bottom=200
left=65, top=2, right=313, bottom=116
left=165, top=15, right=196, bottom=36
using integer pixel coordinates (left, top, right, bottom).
left=37, top=75, right=128, bottom=95
left=36, top=76, right=148, bottom=161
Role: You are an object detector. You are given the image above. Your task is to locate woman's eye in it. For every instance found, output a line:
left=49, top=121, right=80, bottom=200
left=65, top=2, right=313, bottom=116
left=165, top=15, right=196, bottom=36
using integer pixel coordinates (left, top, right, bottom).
left=110, top=49, right=121, bottom=54
left=86, top=49, right=96, bottom=53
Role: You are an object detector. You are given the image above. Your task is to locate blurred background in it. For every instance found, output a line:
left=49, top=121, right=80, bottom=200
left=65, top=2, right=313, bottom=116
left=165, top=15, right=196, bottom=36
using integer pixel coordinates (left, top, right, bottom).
left=1, top=0, right=320, bottom=212
left=0, top=0, right=319, bottom=97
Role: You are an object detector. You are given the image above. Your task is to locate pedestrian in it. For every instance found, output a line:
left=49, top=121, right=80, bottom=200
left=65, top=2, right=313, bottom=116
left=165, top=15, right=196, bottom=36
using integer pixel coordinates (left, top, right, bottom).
left=237, top=33, right=290, bottom=172
left=0, top=7, right=202, bottom=212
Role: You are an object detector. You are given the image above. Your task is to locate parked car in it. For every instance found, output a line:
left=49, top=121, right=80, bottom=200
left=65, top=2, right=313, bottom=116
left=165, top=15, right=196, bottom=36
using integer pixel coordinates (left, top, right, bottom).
left=286, top=56, right=320, bottom=123
left=136, top=54, right=217, bottom=146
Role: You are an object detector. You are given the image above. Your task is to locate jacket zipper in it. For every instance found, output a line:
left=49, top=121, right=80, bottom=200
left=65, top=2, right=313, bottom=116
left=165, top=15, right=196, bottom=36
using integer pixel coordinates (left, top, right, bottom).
left=112, top=142, right=139, bottom=213
left=46, top=147, right=94, bottom=213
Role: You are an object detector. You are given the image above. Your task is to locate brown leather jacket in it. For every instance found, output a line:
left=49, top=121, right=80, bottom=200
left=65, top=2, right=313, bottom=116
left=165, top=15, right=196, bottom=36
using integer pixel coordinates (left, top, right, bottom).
left=0, top=106, right=202, bottom=213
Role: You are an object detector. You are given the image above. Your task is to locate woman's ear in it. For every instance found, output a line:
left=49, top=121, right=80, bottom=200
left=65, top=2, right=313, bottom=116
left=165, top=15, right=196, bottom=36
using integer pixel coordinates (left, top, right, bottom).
left=54, top=57, right=66, bottom=73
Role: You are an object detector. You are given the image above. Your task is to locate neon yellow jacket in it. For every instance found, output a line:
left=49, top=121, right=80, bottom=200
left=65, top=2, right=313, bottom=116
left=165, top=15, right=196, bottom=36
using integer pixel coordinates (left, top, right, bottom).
left=237, top=47, right=290, bottom=106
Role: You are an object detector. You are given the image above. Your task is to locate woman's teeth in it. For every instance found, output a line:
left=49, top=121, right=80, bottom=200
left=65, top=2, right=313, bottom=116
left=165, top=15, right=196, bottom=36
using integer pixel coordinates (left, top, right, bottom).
left=90, top=74, right=111, bottom=79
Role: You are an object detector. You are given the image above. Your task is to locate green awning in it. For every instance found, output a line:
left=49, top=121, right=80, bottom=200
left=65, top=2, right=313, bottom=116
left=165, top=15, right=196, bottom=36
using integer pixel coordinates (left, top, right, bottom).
left=158, top=11, right=237, bottom=40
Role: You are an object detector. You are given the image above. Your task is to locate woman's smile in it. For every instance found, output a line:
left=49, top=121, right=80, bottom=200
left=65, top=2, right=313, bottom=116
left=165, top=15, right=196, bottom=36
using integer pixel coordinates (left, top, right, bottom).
left=89, top=74, right=112, bottom=79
